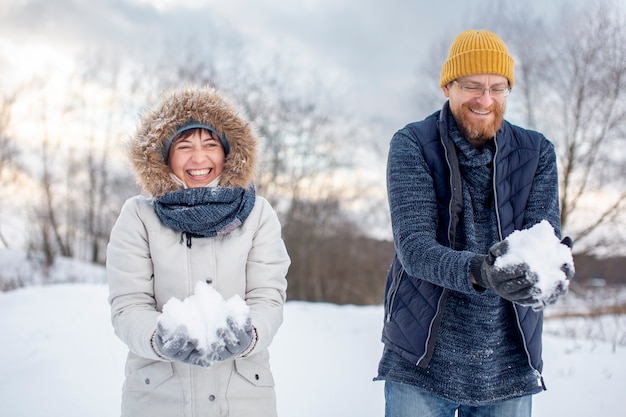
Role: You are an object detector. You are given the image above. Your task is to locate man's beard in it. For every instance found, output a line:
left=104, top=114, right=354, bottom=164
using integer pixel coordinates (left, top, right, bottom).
left=454, top=102, right=505, bottom=148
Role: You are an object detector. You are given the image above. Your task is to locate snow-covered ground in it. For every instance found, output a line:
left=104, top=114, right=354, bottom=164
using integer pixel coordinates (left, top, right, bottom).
left=0, top=280, right=624, bottom=417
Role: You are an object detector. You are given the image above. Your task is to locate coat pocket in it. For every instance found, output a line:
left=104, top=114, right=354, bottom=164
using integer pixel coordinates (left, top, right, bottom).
left=234, top=357, right=275, bottom=388
left=125, top=360, right=175, bottom=391
left=384, top=261, right=406, bottom=322
left=122, top=361, right=184, bottom=417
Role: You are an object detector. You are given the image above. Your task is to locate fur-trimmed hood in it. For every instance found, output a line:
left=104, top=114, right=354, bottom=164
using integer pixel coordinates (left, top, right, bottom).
left=129, top=86, right=258, bottom=197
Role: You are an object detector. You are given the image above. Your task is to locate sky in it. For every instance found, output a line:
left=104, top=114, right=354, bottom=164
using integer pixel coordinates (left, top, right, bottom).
left=0, top=0, right=457, bottom=131
left=1, top=0, right=616, bottom=252
left=0, top=0, right=572, bottom=132
left=0, top=0, right=471, bottom=249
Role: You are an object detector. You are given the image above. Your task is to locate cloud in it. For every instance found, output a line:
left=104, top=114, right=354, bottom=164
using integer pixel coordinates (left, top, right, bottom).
left=6, top=0, right=577, bottom=130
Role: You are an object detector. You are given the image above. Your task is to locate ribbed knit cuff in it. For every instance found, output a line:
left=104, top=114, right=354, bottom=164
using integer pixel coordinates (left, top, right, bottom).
left=151, top=330, right=172, bottom=361
left=470, top=255, right=487, bottom=290
left=237, top=326, right=258, bottom=358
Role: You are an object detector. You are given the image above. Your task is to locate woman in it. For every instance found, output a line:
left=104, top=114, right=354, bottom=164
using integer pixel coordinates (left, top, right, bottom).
left=107, top=86, right=290, bottom=417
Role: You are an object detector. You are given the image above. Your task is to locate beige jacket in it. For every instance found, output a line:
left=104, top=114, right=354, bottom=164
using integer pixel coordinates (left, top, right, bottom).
left=106, top=86, right=290, bottom=417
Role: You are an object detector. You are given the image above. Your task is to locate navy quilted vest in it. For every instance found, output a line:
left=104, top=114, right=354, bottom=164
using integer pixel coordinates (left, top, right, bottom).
left=381, top=102, right=544, bottom=372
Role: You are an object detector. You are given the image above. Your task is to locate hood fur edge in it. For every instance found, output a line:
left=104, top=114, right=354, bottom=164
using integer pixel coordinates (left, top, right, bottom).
left=128, top=86, right=258, bottom=197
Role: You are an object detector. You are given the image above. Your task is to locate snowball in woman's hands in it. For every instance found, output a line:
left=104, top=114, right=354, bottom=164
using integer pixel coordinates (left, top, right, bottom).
left=224, top=295, right=251, bottom=329
left=495, top=220, right=574, bottom=305
left=157, top=281, right=250, bottom=353
left=157, top=296, right=206, bottom=343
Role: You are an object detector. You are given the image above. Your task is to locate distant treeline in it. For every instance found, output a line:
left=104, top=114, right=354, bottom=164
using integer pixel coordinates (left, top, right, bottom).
left=284, top=237, right=626, bottom=305
left=572, top=254, right=626, bottom=286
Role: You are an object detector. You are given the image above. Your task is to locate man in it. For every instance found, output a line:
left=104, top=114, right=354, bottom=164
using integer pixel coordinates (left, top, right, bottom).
left=375, top=30, right=574, bottom=416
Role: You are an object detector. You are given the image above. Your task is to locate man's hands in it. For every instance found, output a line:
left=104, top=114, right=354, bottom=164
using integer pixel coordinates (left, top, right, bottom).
left=472, top=236, right=574, bottom=310
left=473, top=240, right=540, bottom=306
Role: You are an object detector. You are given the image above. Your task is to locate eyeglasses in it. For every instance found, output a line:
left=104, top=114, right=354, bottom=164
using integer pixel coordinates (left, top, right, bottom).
left=453, top=80, right=511, bottom=98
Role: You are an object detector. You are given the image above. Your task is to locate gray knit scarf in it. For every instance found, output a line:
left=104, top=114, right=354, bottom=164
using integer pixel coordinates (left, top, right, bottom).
left=154, top=185, right=256, bottom=246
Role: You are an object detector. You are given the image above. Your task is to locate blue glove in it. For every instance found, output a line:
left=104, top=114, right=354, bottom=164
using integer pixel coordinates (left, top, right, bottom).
left=208, top=317, right=255, bottom=362
left=153, top=323, right=214, bottom=367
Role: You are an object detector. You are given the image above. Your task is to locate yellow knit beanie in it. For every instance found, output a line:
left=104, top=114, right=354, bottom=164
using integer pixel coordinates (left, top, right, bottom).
left=439, top=29, right=514, bottom=88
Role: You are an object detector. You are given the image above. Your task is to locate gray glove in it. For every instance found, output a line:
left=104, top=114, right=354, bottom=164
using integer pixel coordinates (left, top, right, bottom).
left=471, top=240, right=541, bottom=306
left=208, top=317, right=255, bottom=362
left=559, top=236, right=575, bottom=281
left=533, top=237, right=575, bottom=310
left=153, top=323, right=215, bottom=367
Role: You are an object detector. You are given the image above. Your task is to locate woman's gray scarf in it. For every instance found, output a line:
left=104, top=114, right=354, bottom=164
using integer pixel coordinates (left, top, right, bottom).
left=154, top=185, right=255, bottom=246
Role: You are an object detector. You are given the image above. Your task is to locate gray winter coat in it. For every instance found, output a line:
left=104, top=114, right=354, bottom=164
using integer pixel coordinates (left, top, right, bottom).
left=107, top=87, right=290, bottom=417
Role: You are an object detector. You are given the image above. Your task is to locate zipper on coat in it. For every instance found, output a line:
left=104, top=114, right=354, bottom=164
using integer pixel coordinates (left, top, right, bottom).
left=442, top=138, right=456, bottom=246
left=512, top=305, right=546, bottom=391
left=438, top=113, right=458, bottom=248
left=385, top=266, right=405, bottom=322
left=492, top=135, right=504, bottom=241
left=416, top=289, right=447, bottom=367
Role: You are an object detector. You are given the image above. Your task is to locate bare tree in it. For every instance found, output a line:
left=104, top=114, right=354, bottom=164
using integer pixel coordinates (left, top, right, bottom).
left=25, top=54, right=142, bottom=265
left=419, top=0, right=626, bottom=256
left=71, top=54, right=141, bottom=264
left=224, top=61, right=390, bottom=302
left=156, top=36, right=393, bottom=301
left=29, top=105, right=73, bottom=264
left=494, top=1, right=626, bottom=254
left=13, top=28, right=390, bottom=301
left=0, top=90, right=21, bottom=248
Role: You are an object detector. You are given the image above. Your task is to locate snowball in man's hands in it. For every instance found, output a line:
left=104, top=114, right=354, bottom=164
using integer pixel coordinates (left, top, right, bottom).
left=157, top=281, right=250, bottom=353
left=495, top=220, right=574, bottom=306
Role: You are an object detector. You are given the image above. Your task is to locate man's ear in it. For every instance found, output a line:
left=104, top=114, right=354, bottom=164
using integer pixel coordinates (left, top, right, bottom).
left=442, top=84, right=450, bottom=98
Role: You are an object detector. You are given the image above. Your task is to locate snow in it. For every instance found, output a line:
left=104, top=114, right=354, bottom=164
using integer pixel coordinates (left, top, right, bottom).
left=0, top=282, right=624, bottom=417
left=0, top=249, right=106, bottom=290
left=158, top=281, right=249, bottom=353
left=495, top=220, right=574, bottom=305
